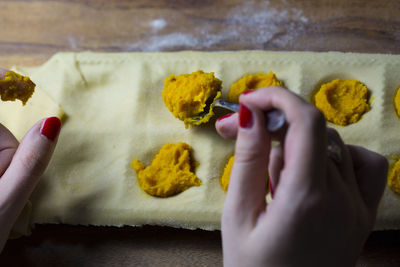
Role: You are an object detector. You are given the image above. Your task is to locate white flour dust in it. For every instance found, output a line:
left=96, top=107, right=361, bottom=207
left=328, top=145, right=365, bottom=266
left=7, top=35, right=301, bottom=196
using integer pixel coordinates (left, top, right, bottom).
left=125, top=0, right=309, bottom=51
left=68, top=36, right=78, bottom=50
left=149, top=18, right=167, bottom=32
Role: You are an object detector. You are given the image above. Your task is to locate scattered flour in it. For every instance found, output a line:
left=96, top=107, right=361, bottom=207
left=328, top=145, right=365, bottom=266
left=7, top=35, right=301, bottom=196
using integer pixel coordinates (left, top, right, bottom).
left=125, top=0, right=309, bottom=51
left=68, top=36, right=78, bottom=50
left=149, top=18, right=167, bottom=32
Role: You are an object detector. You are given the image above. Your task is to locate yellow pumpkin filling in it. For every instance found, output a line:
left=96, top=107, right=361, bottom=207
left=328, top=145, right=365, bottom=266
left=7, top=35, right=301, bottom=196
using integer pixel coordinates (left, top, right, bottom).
left=314, top=79, right=370, bottom=126
left=388, top=158, right=400, bottom=195
left=220, top=155, right=234, bottom=192
left=162, top=70, right=222, bottom=128
left=219, top=155, right=271, bottom=194
left=0, top=71, right=35, bottom=105
left=228, top=71, right=283, bottom=103
left=394, top=86, right=400, bottom=118
left=131, top=142, right=202, bottom=197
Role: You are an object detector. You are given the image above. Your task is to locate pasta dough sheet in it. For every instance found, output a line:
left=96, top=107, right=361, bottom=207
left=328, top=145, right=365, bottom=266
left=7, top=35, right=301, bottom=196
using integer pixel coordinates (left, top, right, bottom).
left=4, top=51, right=400, bottom=234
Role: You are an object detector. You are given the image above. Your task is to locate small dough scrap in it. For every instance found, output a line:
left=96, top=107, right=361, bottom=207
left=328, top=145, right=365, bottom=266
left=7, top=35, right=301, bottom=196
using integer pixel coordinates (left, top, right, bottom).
left=395, top=86, right=400, bottom=118
left=220, top=155, right=234, bottom=191
left=0, top=86, right=64, bottom=141
left=228, top=71, right=283, bottom=103
left=314, top=79, right=370, bottom=126
left=162, top=70, right=222, bottom=128
left=131, top=142, right=202, bottom=197
left=388, top=158, right=400, bottom=194
left=0, top=71, right=35, bottom=105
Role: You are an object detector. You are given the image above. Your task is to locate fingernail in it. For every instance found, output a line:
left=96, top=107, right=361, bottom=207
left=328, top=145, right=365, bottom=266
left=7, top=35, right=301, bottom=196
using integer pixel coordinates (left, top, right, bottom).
left=242, top=90, right=255, bottom=96
left=40, top=117, right=61, bottom=141
left=269, top=179, right=274, bottom=198
left=239, top=103, right=253, bottom=128
left=217, top=113, right=233, bottom=122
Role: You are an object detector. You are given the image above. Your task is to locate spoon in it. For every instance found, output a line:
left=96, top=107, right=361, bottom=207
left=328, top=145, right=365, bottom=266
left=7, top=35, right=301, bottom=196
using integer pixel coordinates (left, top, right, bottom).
left=187, top=98, right=286, bottom=132
left=214, top=100, right=286, bottom=132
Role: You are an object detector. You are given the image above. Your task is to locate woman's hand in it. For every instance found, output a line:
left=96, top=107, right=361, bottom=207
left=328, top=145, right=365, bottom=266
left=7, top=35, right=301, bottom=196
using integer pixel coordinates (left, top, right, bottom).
left=216, top=87, right=388, bottom=267
left=0, top=68, right=61, bottom=251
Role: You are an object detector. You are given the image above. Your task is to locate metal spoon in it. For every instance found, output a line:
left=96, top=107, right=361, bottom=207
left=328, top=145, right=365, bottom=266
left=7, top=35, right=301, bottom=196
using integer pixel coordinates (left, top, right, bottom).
left=187, top=98, right=286, bottom=132
left=214, top=100, right=286, bottom=132
left=192, top=98, right=340, bottom=164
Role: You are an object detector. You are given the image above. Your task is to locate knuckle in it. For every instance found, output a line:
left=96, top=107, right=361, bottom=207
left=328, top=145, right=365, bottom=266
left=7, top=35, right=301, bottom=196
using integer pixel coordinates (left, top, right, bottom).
left=302, top=106, right=326, bottom=131
left=221, top=205, right=241, bottom=230
left=327, top=127, right=339, bottom=138
left=220, top=125, right=237, bottom=140
left=376, top=154, right=389, bottom=174
left=366, top=150, right=389, bottom=176
left=17, top=147, right=46, bottom=176
left=234, top=145, right=267, bottom=165
left=221, top=207, right=235, bottom=225
left=378, top=154, right=389, bottom=168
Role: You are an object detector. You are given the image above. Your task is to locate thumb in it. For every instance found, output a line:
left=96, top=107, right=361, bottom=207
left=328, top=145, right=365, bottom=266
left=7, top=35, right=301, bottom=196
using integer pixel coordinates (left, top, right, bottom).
left=215, top=113, right=238, bottom=140
left=223, top=101, right=270, bottom=229
left=0, top=117, right=61, bottom=246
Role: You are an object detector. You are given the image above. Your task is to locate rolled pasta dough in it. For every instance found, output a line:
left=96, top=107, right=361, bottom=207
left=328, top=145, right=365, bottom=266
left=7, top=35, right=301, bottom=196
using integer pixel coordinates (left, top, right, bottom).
left=3, top=51, right=400, bottom=235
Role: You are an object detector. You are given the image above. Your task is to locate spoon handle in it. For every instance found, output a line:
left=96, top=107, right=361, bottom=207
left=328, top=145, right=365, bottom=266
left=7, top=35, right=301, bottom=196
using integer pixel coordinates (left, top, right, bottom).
left=214, top=99, right=286, bottom=132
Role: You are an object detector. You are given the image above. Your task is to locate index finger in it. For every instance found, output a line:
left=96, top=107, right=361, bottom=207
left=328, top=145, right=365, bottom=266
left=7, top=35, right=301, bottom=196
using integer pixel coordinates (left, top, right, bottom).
left=240, top=87, right=328, bottom=189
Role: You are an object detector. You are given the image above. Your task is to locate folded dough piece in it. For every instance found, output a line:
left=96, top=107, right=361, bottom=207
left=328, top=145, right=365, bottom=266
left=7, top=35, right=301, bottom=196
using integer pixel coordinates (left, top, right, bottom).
left=3, top=51, right=400, bottom=234
left=0, top=67, right=64, bottom=237
left=0, top=72, right=64, bottom=141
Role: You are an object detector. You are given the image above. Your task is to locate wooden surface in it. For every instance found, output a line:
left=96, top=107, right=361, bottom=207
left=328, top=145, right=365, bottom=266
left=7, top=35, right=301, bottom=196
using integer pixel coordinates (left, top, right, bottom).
left=1, top=0, right=400, bottom=266
left=1, top=225, right=223, bottom=266
left=1, top=226, right=400, bottom=267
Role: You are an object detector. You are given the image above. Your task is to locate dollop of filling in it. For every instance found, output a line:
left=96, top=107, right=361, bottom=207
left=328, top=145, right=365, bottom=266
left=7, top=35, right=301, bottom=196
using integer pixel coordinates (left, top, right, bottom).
left=394, top=86, right=400, bottom=118
left=228, top=71, right=283, bottom=103
left=162, top=70, right=222, bottom=128
left=220, top=155, right=234, bottom=192
left=131, top=142, right=202, bottom=197
left=388, top=158, right=400, bottom=195
left=314, top=79, right=370, bottom=126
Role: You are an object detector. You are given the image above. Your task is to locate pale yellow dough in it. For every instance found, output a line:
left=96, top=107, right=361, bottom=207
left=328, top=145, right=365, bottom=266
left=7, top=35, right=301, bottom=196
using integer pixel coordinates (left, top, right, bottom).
left=4, top=51, right=400, bottom=233
left=0, top=70, right=64, bottom=141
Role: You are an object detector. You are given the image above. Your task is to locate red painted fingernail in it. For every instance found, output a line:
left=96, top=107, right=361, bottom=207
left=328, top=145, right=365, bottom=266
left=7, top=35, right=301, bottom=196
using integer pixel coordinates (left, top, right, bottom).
left=239, top=103, right=253, bottom=128
left=217, top=113, right=233, bottom=122
left=242, top=90, right=255, bottom=95
left=40, top=117, right=61, bottom=141
left=269, top=179, right=274, bottom=199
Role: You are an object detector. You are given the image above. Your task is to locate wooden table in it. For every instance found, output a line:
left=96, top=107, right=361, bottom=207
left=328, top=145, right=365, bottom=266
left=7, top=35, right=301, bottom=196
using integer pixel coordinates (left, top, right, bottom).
left=1, top=0, right=400, bottom=266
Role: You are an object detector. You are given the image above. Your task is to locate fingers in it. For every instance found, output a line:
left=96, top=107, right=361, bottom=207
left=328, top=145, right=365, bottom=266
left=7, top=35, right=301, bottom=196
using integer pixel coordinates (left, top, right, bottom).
left=0, top=124, right=19, bottom=177
left=215, top=111, right=285, bottom=142
left=240, top=87, right=328, bottom=189
left=0, top=117, right=61, bottom=242
left=216, top=113, right=238, bottom=140
left=347, top=145, right=388, bottom=214
left=223, top=102, right=270, bottom=229
left=326, top=128, right=357, bottom=190
left=268, top=145, right=283, bottom=198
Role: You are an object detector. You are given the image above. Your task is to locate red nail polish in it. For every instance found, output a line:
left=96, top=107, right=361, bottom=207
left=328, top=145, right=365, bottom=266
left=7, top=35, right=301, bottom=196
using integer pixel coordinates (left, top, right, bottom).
left=217, top=113, right=233, bottom=122
left=269, top=179, right=274, bottom=199
left=239, top=103, right=253, bottom=128
left=40, top=117, right=61, bottom=141
left=242, top=90, right=255, bottom=96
